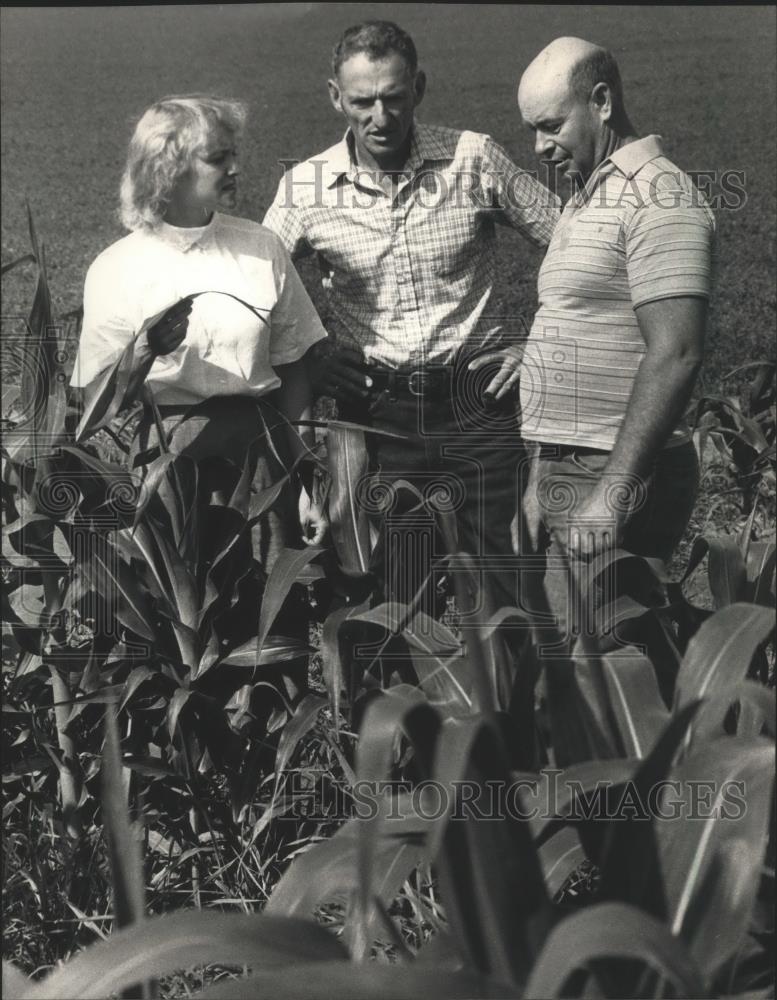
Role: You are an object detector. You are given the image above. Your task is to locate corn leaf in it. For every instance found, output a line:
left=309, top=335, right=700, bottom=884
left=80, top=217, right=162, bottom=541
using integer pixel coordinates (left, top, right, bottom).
left=255, top=546, right=322, bottom=658
left=22, top=913, right=348, bottom=1000
left=537, top=826, right=587, bottom=898
left=166, top=688, right=192, bottom=743
left=74, top=337, right=139, bottom=443
left=348, top=690, right=440, bottom=958
left=744, top=539, right=776, bottom=607
left=598, top=649, right=671, bottom=758
left=348, top=604, right=461, bottom=657
left=220, top=635, right=311, bottom=668
left=321, top=599, right=369, bottom=730
left=674, top=603, right=774, bottom=711
left=274, top=693, right=328, bottom=781
left=266, top=792, right=429, bottom=920
left=118, top=666, right=157, bottom=713
left=326, top=424, right=371, bottom=573
left=597, top=701, right=701, bottom=911
left=131, top=454, right=177, bottom=526
left=524, top=902, right=704, bottom=998
left=247, top=475, right=290, bottom=524
left=77, top=531, right=155, bottom=642
left=690, top=679, right=776, bottom=745
left=682, top=536, right=748, bottom=609
left=428, top=717, right=551, bottom=987
left=194, top=964, right=516, bottom=1000
left=659, top=738, right=774, bottom=973
left=544, top=654, right=620, bottom=767
left=528, top=757, right=640, bottom=843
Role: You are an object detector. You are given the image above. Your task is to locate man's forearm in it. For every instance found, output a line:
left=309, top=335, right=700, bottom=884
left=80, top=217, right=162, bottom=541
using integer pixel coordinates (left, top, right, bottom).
left=605, top=348, right=701, bottom=481
left=605, top=296, right=706, bottom=481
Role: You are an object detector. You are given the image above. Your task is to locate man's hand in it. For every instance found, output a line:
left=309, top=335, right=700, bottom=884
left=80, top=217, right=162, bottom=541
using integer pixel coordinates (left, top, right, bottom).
left=561, top=482, right=625, bottom=561
left=146, top=297, right=194, bottom=357
left=308, top=341, right=373, bottom=402
left=468, top=345, right=523, bottom=401
left=514, top=455, right=543, bottom=554
left=299, top=489, right=328, bottom=546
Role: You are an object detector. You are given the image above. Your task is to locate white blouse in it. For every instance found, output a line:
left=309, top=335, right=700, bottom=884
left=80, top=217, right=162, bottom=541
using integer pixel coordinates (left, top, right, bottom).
left=71, top=213, right=327, bottom=406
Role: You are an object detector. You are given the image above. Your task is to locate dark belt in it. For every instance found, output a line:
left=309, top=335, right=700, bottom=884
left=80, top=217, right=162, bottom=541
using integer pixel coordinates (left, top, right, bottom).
left=536, top=442, right=611, bottom=459
left=367, top=365, right=452, bottom=399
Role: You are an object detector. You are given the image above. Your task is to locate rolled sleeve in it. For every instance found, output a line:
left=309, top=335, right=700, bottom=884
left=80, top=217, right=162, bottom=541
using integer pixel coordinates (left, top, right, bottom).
left=481, top=136, right=561, bottom=247
left=268, top=237, right=328, bottom=366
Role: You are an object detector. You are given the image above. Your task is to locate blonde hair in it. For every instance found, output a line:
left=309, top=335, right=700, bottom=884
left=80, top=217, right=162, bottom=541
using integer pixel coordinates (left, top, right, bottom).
left=119, top=95, right=247, bottom=231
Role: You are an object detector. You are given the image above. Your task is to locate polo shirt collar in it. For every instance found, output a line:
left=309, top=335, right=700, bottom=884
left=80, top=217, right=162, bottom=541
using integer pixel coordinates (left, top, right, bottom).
left=324, top=121, right=442, bottom=188
left=156, top=213, right=219, bottom=251
left=607, top=134, right=664, bottom=179
left=571, top=134, right=664, bottom=207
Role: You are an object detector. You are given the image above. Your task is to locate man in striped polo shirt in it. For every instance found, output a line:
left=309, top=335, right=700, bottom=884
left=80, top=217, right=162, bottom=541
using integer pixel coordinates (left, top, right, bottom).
left=490, top=37, right=715, bottom=661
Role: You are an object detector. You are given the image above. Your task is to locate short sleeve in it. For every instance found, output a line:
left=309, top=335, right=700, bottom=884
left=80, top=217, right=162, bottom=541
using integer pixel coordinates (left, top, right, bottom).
left=69, top=252, right=136, bottom=388
left=267, top=235, right=328, bottom=366
left=626, top=182, right=716, bottom=308
left=481, top=136, right=561, bottom=248
left=263, top=174, right=312, bottom=261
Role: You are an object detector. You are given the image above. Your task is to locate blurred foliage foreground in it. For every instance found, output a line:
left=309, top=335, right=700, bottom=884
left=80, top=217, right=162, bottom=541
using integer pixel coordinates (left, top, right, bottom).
left=2, top=214, right=775, bottom=999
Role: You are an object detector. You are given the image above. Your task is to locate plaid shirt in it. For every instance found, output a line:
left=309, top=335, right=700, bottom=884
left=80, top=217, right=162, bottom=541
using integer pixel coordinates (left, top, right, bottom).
left=263, top=123, right=560, bottom=367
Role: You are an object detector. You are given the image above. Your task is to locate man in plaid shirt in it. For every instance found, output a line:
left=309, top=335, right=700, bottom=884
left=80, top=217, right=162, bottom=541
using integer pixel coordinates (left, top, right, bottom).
left=264, top=21, right=559, bottom=663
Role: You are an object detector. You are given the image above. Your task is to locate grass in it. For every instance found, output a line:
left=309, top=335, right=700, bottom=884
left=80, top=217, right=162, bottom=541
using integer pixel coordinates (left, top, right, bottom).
left=1, top=4, right=775, bottom=394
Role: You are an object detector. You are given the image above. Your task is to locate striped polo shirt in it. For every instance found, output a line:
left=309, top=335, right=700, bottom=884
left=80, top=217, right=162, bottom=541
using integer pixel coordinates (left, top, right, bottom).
left=520, top=135, right=715, bottom=449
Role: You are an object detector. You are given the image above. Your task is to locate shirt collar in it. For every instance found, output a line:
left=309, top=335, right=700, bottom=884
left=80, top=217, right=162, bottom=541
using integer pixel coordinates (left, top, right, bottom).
left=571, top=135, right=664, bottom=207
left=607, top=134, right=664, bottom=179
left=324, top=121, right=447, bottom=188
left=155, top=213, right=219, bottom=251
left=323, top=134, right=354, bottom=188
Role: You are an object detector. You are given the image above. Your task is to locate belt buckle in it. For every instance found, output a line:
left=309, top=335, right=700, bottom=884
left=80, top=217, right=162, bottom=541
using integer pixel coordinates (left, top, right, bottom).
left=408, top=371, right=425, bottom=396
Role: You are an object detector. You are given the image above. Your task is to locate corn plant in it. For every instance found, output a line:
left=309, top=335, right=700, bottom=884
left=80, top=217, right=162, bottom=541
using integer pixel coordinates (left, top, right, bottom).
left=692, top=362, right=776, bottom=524
left=3, top=216, right=774, bottom=999
left=2, top=215, right=325, bottom=901
left=5, top=568, right=774, bottom=998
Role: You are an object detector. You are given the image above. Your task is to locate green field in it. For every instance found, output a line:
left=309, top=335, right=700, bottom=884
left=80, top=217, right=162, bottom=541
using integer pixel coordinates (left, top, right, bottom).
left=2, top=3, right=775, bottom=391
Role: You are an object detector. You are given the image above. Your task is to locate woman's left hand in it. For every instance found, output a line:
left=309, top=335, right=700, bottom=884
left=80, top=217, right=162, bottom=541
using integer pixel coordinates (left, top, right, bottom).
left=298, top=490, right=328, bottom=546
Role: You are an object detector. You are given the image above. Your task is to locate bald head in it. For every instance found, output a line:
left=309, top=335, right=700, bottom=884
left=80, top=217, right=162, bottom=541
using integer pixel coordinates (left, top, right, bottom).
left=518, top=37, right=623, bottom=117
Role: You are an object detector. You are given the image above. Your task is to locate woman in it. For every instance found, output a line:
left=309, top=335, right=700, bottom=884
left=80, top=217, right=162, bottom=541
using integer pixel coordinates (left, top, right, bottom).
left=71, top=96, right=328, bottom=707
left=71, top=94, right=327, bottom=550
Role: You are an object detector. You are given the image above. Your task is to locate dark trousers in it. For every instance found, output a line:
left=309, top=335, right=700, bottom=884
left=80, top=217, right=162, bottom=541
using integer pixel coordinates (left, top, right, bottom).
left=339, top=374, right=527, bottom=646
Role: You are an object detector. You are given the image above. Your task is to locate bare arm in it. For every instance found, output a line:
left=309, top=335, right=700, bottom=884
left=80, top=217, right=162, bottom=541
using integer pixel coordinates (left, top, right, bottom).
left=567, top=295, right=706, bottom=558
left=605, top=296, right=706, bottom=478
left=274, top=356, right=315, bottom=466
left=274, top=354, right=327, bottom=546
